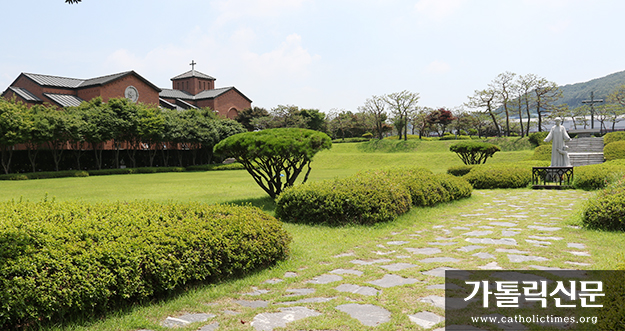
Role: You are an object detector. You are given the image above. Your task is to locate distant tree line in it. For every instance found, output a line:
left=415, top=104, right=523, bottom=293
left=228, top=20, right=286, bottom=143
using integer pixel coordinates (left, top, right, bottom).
left=0, top=97, right=245, bottom=174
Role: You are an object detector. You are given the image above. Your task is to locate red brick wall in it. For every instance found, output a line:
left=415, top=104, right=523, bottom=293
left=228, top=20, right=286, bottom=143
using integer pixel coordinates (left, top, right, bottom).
left=97, top=74, right=160, bottom=105
left=212, top=89, right=251, bottom=118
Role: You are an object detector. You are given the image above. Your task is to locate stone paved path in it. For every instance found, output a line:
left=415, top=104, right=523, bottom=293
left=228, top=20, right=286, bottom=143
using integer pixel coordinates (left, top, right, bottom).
left=145, top=189, right=595, bottom=330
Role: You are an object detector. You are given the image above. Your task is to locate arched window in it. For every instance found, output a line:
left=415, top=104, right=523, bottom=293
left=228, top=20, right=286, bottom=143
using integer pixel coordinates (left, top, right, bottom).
left=227, top=107, right=238, bottom=119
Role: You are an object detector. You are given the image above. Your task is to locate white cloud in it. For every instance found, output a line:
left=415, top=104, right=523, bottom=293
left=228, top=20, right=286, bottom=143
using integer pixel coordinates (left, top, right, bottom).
left=241, top=33, right=320, bottom=79
left=414, top=0, right=466, bottom=20
left=426, top=60, right=451, bottom=74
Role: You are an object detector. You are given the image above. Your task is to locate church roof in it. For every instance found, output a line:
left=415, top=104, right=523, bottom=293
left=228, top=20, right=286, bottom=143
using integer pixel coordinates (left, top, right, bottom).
left=170, top=70, right=216, bottom=81
left=159, top=86, right=234, bottom=100
left=7, top=87, right=42, bottom=102
left=43, top=93, right=84, bottom=107
left=20, top=71, right=161, bottom=91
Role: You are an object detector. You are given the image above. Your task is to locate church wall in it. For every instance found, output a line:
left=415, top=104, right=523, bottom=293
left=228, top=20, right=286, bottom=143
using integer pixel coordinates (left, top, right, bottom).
left=98, top=74, right=160, bottom=105
left=77, top=86, right=102, bottom=102
left=195, top=98, right=215, bottom=111
left=11, top=75, right=44, bottom=100
left=212, top=89, right=251, bottom=119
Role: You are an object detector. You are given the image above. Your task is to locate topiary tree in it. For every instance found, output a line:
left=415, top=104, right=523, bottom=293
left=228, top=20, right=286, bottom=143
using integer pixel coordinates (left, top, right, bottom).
left=214, top=128, right=332, bottom=198
left=604, top=140, right=625, bottom=161
left=449, top=141, right=500, bottom=165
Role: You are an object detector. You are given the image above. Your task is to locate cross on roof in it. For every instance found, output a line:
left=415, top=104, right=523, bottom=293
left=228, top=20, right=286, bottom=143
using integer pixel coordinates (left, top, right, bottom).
left=190, top=60, right=197, bottom=71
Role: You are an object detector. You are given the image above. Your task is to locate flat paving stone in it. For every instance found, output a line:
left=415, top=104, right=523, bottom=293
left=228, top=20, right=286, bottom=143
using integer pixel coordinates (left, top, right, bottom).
left=526, top=239, right=552, bottom=245
left=568, top=243, right=586, bottom=249
left=463, top=230, right=493, bottom=236
left=420, top=257, right=461, bottom=263
left=380, top=262, right=417, bottom=271
left=420, top=295, right=469, bottom=309
left=408, top=311, right=445, bottom=329
left=473, top=252, right=495, bottom=259
left=457, top=245, right=484, bottom=252
left=422, top=267, right=464, bottom=278
left=565, top=261, right=592, bottom=266
left=527, top=225, right=561, bottom=231
left=161, top=313, right=215, bottom=328
left=329, top=268, right=363, bottom=276
left=452, top=226, right=471, bottom=230
left=567, top=251, right=591, bottom=256
left=336, top=303, right=391, bottom=327
left=283, top=271, right=298, bottom=278
left=501, top=230, right=520, bottom=236
left=234, top=300, right=269, bottom=308
left=306, top=274, right=343, bottom=284
left=496, top=248, right=530, bottom=254
left=350, top=258, right=392, bottom=265
left=428, top=242, right=458, bottom=246
left=251, top=306, right=321, bottom=331
left=529, top=235, right=563, bottom=240
left=466, top=238, right=517, bottom=245
left=335, top=283, right=380, bottom=296
left=479, top=262, right=503, bottom=270
left=375, top=250, right=396, bottom=255
left=244, top=288, right=270, bottom=296
left=263, top=278, right=283, bottom=284
left=284, top=288, right=315, bottom=296
left=405, top=247, right=442, bottom=255
left=277, top=297, right=336, bottom=305
left=508, top=254, right=549, bottom=263
left=198, top=322, right=219, bottom=331
left=367, top=274, right=420, bottom=288
left=490, top=222, right=518, bottom=227
left=387, top=240, right=410, bottom=245
left=426, top=283, right=463, bottom=290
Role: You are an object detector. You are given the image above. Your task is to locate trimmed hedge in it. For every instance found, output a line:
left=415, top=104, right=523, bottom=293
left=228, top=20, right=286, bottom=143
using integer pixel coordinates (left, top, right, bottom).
left=462, top=161, right=549, bottom=189
left=603, top=131, right=625, bottom=146
left=528, top=131, right=549, bottom=147
left=0, top=201, right=290, bottom=329
left=604, top=140, right=625, bottom=161
left=582, top=179, right=625, bottom=231
left=275, top=167, right=472, bottom=225
left=573, top=159, right=625, bottom=190
left=447, top=165, right=474, bottom=177
left=530, top=145, right=552, bottom=161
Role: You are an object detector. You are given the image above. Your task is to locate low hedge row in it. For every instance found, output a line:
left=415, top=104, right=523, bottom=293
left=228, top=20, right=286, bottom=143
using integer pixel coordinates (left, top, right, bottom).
left=573, top=159, right=625, bottom=190
left=275, top=167, right=472, bottom=225
left=0, top=201, right=290, bottom=329
left=0, top=164, right=243, bottom=181
left=530, top=145, right=552, bottom=161
left=603, top=131, right=625, bottom=146
left=447, top=165, right=474, bottom=177
left=581, top=178, right=625, bottom=231
left=459, top=161, right=550, bottom=189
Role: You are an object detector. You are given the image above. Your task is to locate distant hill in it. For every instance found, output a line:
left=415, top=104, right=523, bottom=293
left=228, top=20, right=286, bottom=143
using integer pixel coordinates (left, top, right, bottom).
left=556, top=70, right=625, bottom=108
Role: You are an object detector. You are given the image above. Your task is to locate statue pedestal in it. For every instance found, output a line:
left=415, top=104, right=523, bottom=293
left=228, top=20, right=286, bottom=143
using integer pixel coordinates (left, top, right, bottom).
left=532, top=167, right=574, bottom=189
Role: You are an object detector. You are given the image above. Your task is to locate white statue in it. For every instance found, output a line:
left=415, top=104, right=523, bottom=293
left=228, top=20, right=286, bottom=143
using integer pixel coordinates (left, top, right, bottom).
left=544, top=117, right=572, bottom=167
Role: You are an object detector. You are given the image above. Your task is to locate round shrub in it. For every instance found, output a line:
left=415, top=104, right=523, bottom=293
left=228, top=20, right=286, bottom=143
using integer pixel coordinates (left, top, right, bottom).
left=528, top=131, right=549, bottom=146
left=582, top=181, right=625, bottom=231
left=604, top=140, right=625, bottom=161
left=275, top=171, right=412, bottom=225
left=380, top=167, right=471, bottom=206
left=433, top=173, right=473, bottom=201
left=463, top=164, right=532, bottom=189
left=530, top=145, right=552, bottom=161
left=603, top=131, right=625, bottom=146
left=0, top=201, right=290, bottom=329
left=447, top=165, right=474, bottom=177
left=573, top=160, right=625, bottom=190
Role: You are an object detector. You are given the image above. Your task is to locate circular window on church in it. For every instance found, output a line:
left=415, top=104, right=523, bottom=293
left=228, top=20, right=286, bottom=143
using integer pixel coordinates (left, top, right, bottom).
left=125, top=86, right=139, bottom=103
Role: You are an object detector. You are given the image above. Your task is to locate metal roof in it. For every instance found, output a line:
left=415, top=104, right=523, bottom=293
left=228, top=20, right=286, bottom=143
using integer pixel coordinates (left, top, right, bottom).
left=23, top=73, right=83, bottom=88
left=43, top=93, right=85, bottom=107
left=170, top=70, right=216, bottom=81
left=159, top=89, right=194, bottom=100
left=159, top=98, right=185, bottom=110
left=175, top=98, right=198, bottom=109
left=159, top=87, right=233, bottom=101
left=80, top=71, right=133, bottom=87
left=8, top=87, right=42, bottom=102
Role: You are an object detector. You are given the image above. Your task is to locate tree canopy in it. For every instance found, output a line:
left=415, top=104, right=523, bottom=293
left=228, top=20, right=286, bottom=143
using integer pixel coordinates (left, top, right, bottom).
left=214, top=128, right=331, bottom=199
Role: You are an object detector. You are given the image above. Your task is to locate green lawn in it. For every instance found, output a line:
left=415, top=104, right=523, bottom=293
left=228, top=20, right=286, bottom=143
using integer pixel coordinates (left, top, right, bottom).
left=3, top=139, right=620, bottom=331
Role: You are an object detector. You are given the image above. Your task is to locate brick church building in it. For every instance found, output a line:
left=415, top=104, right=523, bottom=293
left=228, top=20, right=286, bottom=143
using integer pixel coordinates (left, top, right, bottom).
left=1, top=63, right=252, bottom=119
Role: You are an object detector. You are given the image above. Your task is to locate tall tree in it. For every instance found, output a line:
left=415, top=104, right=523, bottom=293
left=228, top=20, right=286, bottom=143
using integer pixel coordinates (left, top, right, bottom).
left=235, top=106, right=269, bottom=131
left=0, top=98, right=30, bottom=174
left=384, top=90, right=420, bottom=141
left=358, top=95, right=387, bottom=139
left=533, top=77, right=563, bottom=131
left=466, top=88, right=501, bottom=137
left=517, top=73, right=537, bottom=136
left=426, top=108, right=455, bottom=136
left=490, top=72, right=516, bottom=136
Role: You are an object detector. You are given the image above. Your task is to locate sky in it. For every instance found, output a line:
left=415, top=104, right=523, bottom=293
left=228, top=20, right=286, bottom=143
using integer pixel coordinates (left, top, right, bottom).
left=1, top=0, right=624, bottom=113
